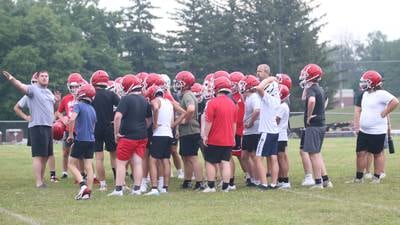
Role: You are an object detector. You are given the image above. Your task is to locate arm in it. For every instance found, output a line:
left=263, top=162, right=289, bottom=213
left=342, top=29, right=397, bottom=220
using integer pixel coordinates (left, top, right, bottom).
left=255, top=77, right=277, bottom=97
left=151, top=99, right=160, bottom=130
left=202, top=121, right=212, bottom=147
left=67, top=112, right=77, bottom=143
left=245, top=109, right=260, bottom=128
left=353, top=106, right=361, bottom=134
left=113, top=112, right=123, bottom=143
left=2, top=71, right=28, bottom=94
left=13, top=103, right=31, bottom=122
left=184, top=104, right=195, bottom=123
left=381, top=97, right=399, bottom=118
left=306, top=96, right=316, bottom=125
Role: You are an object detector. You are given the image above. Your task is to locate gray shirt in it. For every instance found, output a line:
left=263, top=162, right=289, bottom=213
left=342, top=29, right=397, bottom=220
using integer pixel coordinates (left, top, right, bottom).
left=25, top=84, right=55, bottom=128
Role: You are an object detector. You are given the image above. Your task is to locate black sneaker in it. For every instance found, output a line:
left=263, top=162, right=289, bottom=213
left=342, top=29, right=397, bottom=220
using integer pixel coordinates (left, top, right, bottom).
left=181, top=182, right=192, bottom=189
left=193, top=183, right=206, bottom=191
left=257, top=184, right=270, bottom=190
left=267, top=185, right=278, bottom=190
left=61, top=173, right=68, bottom=179
left=246, top=182, right=256, bottom=187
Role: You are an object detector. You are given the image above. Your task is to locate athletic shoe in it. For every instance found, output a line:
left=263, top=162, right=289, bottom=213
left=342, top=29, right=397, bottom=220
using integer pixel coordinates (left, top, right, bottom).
left=99, top=185, right=107, bottom=192
left=257, top=184, right=270, bottom=190
left=140, top=180, right=148, bottom=193
left=75, top=185, right=88, bottom=200
left=144, top=189, right=160, bottom=196
left=246, top=182, right=256, bottom=187
left=221, top=188, right=230, bottom=193
left=370, top=177, right=381, bottom=184
left=93, top=178, right=100, bottom=185
left=61, top=173, right=68, bottom=179
left=323, top=180, right=333, bottom=188
left=193, top=183, right=206, bottom=191
left=159, top=188, right=168, bottom=194
left=278, top=182, right=291, bottom=189
left=310, top=184, right=323, bottom=189
left=202, top=187, right=216, bottom=193
left=130, top=189, right=142, bottom=196
left=80, top=189, right=91, bottom=200
left=107, top=190, right=123, bottom=197
left=181, top=182, right=192, bottom=189
left=50, top=176, right=59, bottom=183
left=380, top=173, right=386, bottom=179
left=345, top=178, right=363, bottom=184
left=227, top=185, right=237, bottom=191
left=177, top=170, right=184, bottom=179
left=37, top=183, right=47, bottom=189
left=364, top=173, right=373, bottom=179
left=301, top=177, right=315, bottom=186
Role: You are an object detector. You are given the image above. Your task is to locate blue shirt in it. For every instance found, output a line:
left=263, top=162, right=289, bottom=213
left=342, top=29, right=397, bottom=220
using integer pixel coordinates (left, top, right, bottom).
left=73, top=102, right=97, bottom=141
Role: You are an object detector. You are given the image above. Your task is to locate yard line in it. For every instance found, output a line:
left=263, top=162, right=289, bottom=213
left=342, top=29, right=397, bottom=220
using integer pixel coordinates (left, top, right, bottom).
left=282, top=189, right=400, bottom=214
left=0, top=207, right=41, bottom=225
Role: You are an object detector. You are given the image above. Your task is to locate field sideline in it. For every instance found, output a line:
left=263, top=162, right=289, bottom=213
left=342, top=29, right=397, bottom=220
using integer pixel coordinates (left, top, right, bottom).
left=0, top=137, right=400, bottom=225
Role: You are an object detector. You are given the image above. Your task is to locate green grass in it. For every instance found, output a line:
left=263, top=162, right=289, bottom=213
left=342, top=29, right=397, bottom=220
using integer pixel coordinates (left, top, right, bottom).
left=1, top=138, right=400, bottom=225
left=289, top=106, right=400, bottom=129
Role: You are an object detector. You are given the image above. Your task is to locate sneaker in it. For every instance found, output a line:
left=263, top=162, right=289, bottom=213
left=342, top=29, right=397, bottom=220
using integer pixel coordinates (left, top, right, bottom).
left=310, top=184, right=323, bottom=189
left=257, top=184, right=269, bottom=190
left=159, top=188, right=168, bottom=194
left=37, top=183, right=47, bottom=189
left=323, top=180, right=333, bottom=188
left=99, top=185, right=107, bottom=192
left=227, top=185, right=237, bottom=191
left=61, top=173, right=68, bottom=179
left=221, top=188, right=229, bottom=193
left=75, top=185, right=88, bottom=200
left=50, top=176, right=59, bottom=183
left=301, top=177, right=315, bottom=186
left=107, top=190, right=123, bottom=197
left=364, top=173, right=373, bottom=179
left=193, top=183, right=206, bottom=191
left=140, top=181, right=148, bottom=193
left=144, top=189, right=160, bottom=196
left=345, top=178, right=363, bottom=184
left=177, top=170, right=184, bottom=179
left=202, top=187, right=216, bottom=193
left=80, top=189, right=91, bottom=200
left=380, top=173, right=386, bottom=179
left=278, top=182, right=291, bottom=189
left=93, top=178, right=100, bottom=185
left=370, top=177, right=381, bottom=184
left=246, top=182, right=256, bottom=187
left=130, top=189, right=142, bottom=196
left=181, top=182, right=192, bottom=189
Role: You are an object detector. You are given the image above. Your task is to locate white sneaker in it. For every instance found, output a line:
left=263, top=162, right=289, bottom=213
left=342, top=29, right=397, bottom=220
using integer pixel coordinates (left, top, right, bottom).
left=107, top=190, right=123, bottom=197
left=380, top=173, right=386, bottom=179
left=310, top=184, right=323, bottom=190
left=144, top=189, right=160, bottom=196
left=159, top=188, right=168, bottom=194
left=323, top=180, right=333, bottom=188
left=177, top=170, right=184, bottom=179
left=140, top=180, right=148, bottom=193
left=345, top=178, right=363, bottom=184
left=364, top=173, right=373, bottom=179
left=370, top=177, right=381, bottom=184
left=227, top=185, right=236, bottom=191
left=99, top=185, right=107, bottom=192
left=202, top=187, right=216, bottom=193
left=278, top=182, right=291, bottom=189
left=302, top=177, right=315, bottom=186
left=130, top=189, right=142, bottom=196
left=75, top=185, right=88, bottom=200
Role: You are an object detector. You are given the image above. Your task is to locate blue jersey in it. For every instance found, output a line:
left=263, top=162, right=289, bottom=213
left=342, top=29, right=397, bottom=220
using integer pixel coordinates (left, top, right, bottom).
left=73, top=101, right=97, bottom=141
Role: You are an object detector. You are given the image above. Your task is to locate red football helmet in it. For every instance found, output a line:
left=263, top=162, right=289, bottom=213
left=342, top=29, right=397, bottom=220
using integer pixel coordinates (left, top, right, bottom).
left=67, top=73, right=85, bottom=95
left=359, top=70, right=382, bottom=91
left=145, top=84, right=164, bottom=100
left=90, top=70, right=109, bottom=86
left=276, top=73, right=292, bottom=90
left=145, top=73, right=164, bottom=90
left=113, top=76, right=124, bottom=97
left=173, top=71, right=196, bottom=92
left=230, top=71, right=245, bottom=93
left=213, top=76, right=232, bottom=94
left=214, top=70, right=230, bottom=79
left=299, top=64, right=323, bottom=88
left=76, top=84, right=96, bottom=102
left=136, top=72, right=149, bottom=84
left=52, top=120, right=65, bottom=140
left=122, top=75, right=142, bottom=94
left=202, top=73, right=214, bottom=100
left=279, top=84, right=290, bottom=101
left=239, top=75, right=260, bottom=93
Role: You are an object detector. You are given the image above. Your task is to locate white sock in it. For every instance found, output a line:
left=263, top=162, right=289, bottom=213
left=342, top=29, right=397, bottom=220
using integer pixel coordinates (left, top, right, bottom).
left=100, top=180, right=106, bottom=187
left=305, top=173, right=313, bottom=179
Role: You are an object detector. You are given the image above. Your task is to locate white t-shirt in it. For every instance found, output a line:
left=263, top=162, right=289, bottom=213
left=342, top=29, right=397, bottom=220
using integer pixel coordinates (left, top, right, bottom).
left=243, top=93, right=261, bottom=135
left=258, top=81, right=280, bottom=134
left=360, top=90, right=395, bottom=134
left=277, top=102, right=290, bottom=141
left=153, top=97, right=173, bottom=137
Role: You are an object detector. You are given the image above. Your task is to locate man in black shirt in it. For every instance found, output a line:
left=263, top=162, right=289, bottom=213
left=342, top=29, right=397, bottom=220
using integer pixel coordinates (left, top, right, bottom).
left=91, top=70, right=120, bottom=191
left=299, top=64, right=332, bottom=189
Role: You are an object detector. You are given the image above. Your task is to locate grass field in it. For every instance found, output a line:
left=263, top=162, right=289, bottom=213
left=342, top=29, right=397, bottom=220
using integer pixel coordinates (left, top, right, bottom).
left=1, top=137, right=400, bottom=225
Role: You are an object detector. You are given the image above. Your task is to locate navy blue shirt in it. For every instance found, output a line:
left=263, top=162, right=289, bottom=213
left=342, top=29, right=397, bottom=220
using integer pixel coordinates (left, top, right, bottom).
left=74, top=101, right=97, bottom=141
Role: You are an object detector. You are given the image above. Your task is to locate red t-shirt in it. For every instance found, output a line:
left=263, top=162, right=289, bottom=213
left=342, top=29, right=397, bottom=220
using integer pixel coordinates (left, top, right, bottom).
left=57, top=94, right=76, bottom=131
left=205, top=95, right=238, bottom=146
left=233, top=92, right=245, bottom=136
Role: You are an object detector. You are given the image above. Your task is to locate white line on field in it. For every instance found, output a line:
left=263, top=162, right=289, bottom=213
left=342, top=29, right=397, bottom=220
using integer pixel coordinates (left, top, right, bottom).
left=0, top=207, right=40, bottom=225
left=282, top=189, right=400, bottom=214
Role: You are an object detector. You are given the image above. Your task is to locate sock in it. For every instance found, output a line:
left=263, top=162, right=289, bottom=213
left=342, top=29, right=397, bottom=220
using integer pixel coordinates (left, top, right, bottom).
left=115, top=186, right=123, bottom=191
left=222, top=182, right=229, bottom=190
left=133, top=185, right=140, bottom=191
left=374, top=173, right=380, bottom=179
left=229, top=177, right=235, bottom=186
left=282, top=177, right=289, bottom=183
left=266, top=173, right=271, bottom=178
left=208, top=181, right=215, bottom=188
left=322, top=175, right=329, bottom=182
left=62, top=171, right=68, bottom=175
left=50, top=171, right=56, bottom=177
left=100, top=180, right=106, bottom=187
left=315, top=178, right=322, bottom=184
left=246, top=178, right=251, bottom=184
left=79, top=181, right=86, bottom=187
left=112, top=168, right=116, bottom=180
left=305, top=173, right=313, bottom=178
left=270, top=183, right=276, bottom=188
left=356, top=172, right=364, bottom=179
left=163, top=186, right=168, bottom=191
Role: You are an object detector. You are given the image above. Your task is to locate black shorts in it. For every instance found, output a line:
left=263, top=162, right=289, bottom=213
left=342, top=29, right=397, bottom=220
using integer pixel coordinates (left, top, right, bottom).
left=149, top=136, right=172, bottom=159
left=179, top=134, right=201, bottom=156
left=94, top=124, right=116, bottom=152
left=30, top=126, right=53, bottom=157
left=256, top=133, right=279, bottom=157
left=278, top=141, right=288, bottom=152
left=302, top=127, right=325, bottom=153
left=70, top=141, right=95, bottom=159
left=356, top=131, right=385, bottom=154
left=299, top=129, right=305, bottom=150
left=204, top=145, right=232, bottom=164
left=242, top=134, right=261, bottom=152
left=233, top=135, right=242, bottom=150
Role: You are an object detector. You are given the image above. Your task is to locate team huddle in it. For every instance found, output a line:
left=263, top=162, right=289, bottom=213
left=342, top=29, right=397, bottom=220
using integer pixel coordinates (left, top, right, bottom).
left=2, top=63, right=398, bottom=200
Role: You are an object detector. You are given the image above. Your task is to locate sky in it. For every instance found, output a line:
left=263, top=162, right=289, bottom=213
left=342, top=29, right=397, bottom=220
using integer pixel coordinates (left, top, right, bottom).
left=99, top=0, right=400, bottom=44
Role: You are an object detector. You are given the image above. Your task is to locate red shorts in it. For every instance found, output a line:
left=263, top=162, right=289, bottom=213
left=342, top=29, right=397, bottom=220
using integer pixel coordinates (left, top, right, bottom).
left=232, top=149, right=242, bottom=157
left=116, top=138, right=148, bottom=161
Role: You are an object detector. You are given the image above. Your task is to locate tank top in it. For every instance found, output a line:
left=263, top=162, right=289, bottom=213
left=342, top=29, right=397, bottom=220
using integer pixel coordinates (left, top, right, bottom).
left=153, top=97, right=173, bottom=137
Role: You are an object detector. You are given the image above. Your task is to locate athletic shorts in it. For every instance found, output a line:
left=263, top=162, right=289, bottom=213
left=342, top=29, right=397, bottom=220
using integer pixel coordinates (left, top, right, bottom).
left=30, top=126, right=53, bottom=157
left=179, top=134, right=201, bottom=156
left=62, top=131, right=73, bottom=149
left=242, top=134, right=261, bottom=152
left=116, top=138, right=148, bottom=160
left=204, top=145, right=232, bottom=164
left=149, top=136, right=172, bottom=159
left=94, top=124, right=116, bottom=152
left=278, top=141, right=288, bottom=152
left=302, top=126, right=325, bottom=154
left=356, top=131, right=385, bottom=154
left=70, top=141, right=95, bottom=159
left=299, top=129, right=305, bottom=150
left=232, top=135, right=242, bottom=157
left=256, top=133, right=279, bottom=157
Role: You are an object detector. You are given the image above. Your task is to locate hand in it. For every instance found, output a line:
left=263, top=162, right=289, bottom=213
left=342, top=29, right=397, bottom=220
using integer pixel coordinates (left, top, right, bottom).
left=175, top=130, right=180, bottom=139
left=67, top=135, right=74, bottom=144
left=202, top=135, right=208, bottom=147
left=181, top=118, right=187, bottom=124
left=115, top=133, right=124, bottom=143
left=25, top=115, right=32, bottom=122
left=353, top=127, right=360, bottom=135
left=54, top=90, right=61, bottom=102
left=380, top=111, right=387, bottom=118
left=171, top=121, right=178, bottom=129
left=245, top=121, right=253, bottom=129
left=61, top=117, right=69, bottom=125
left=2, top=71, right=13, bottom=81
left=306, top=115, right=316, bottom=125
